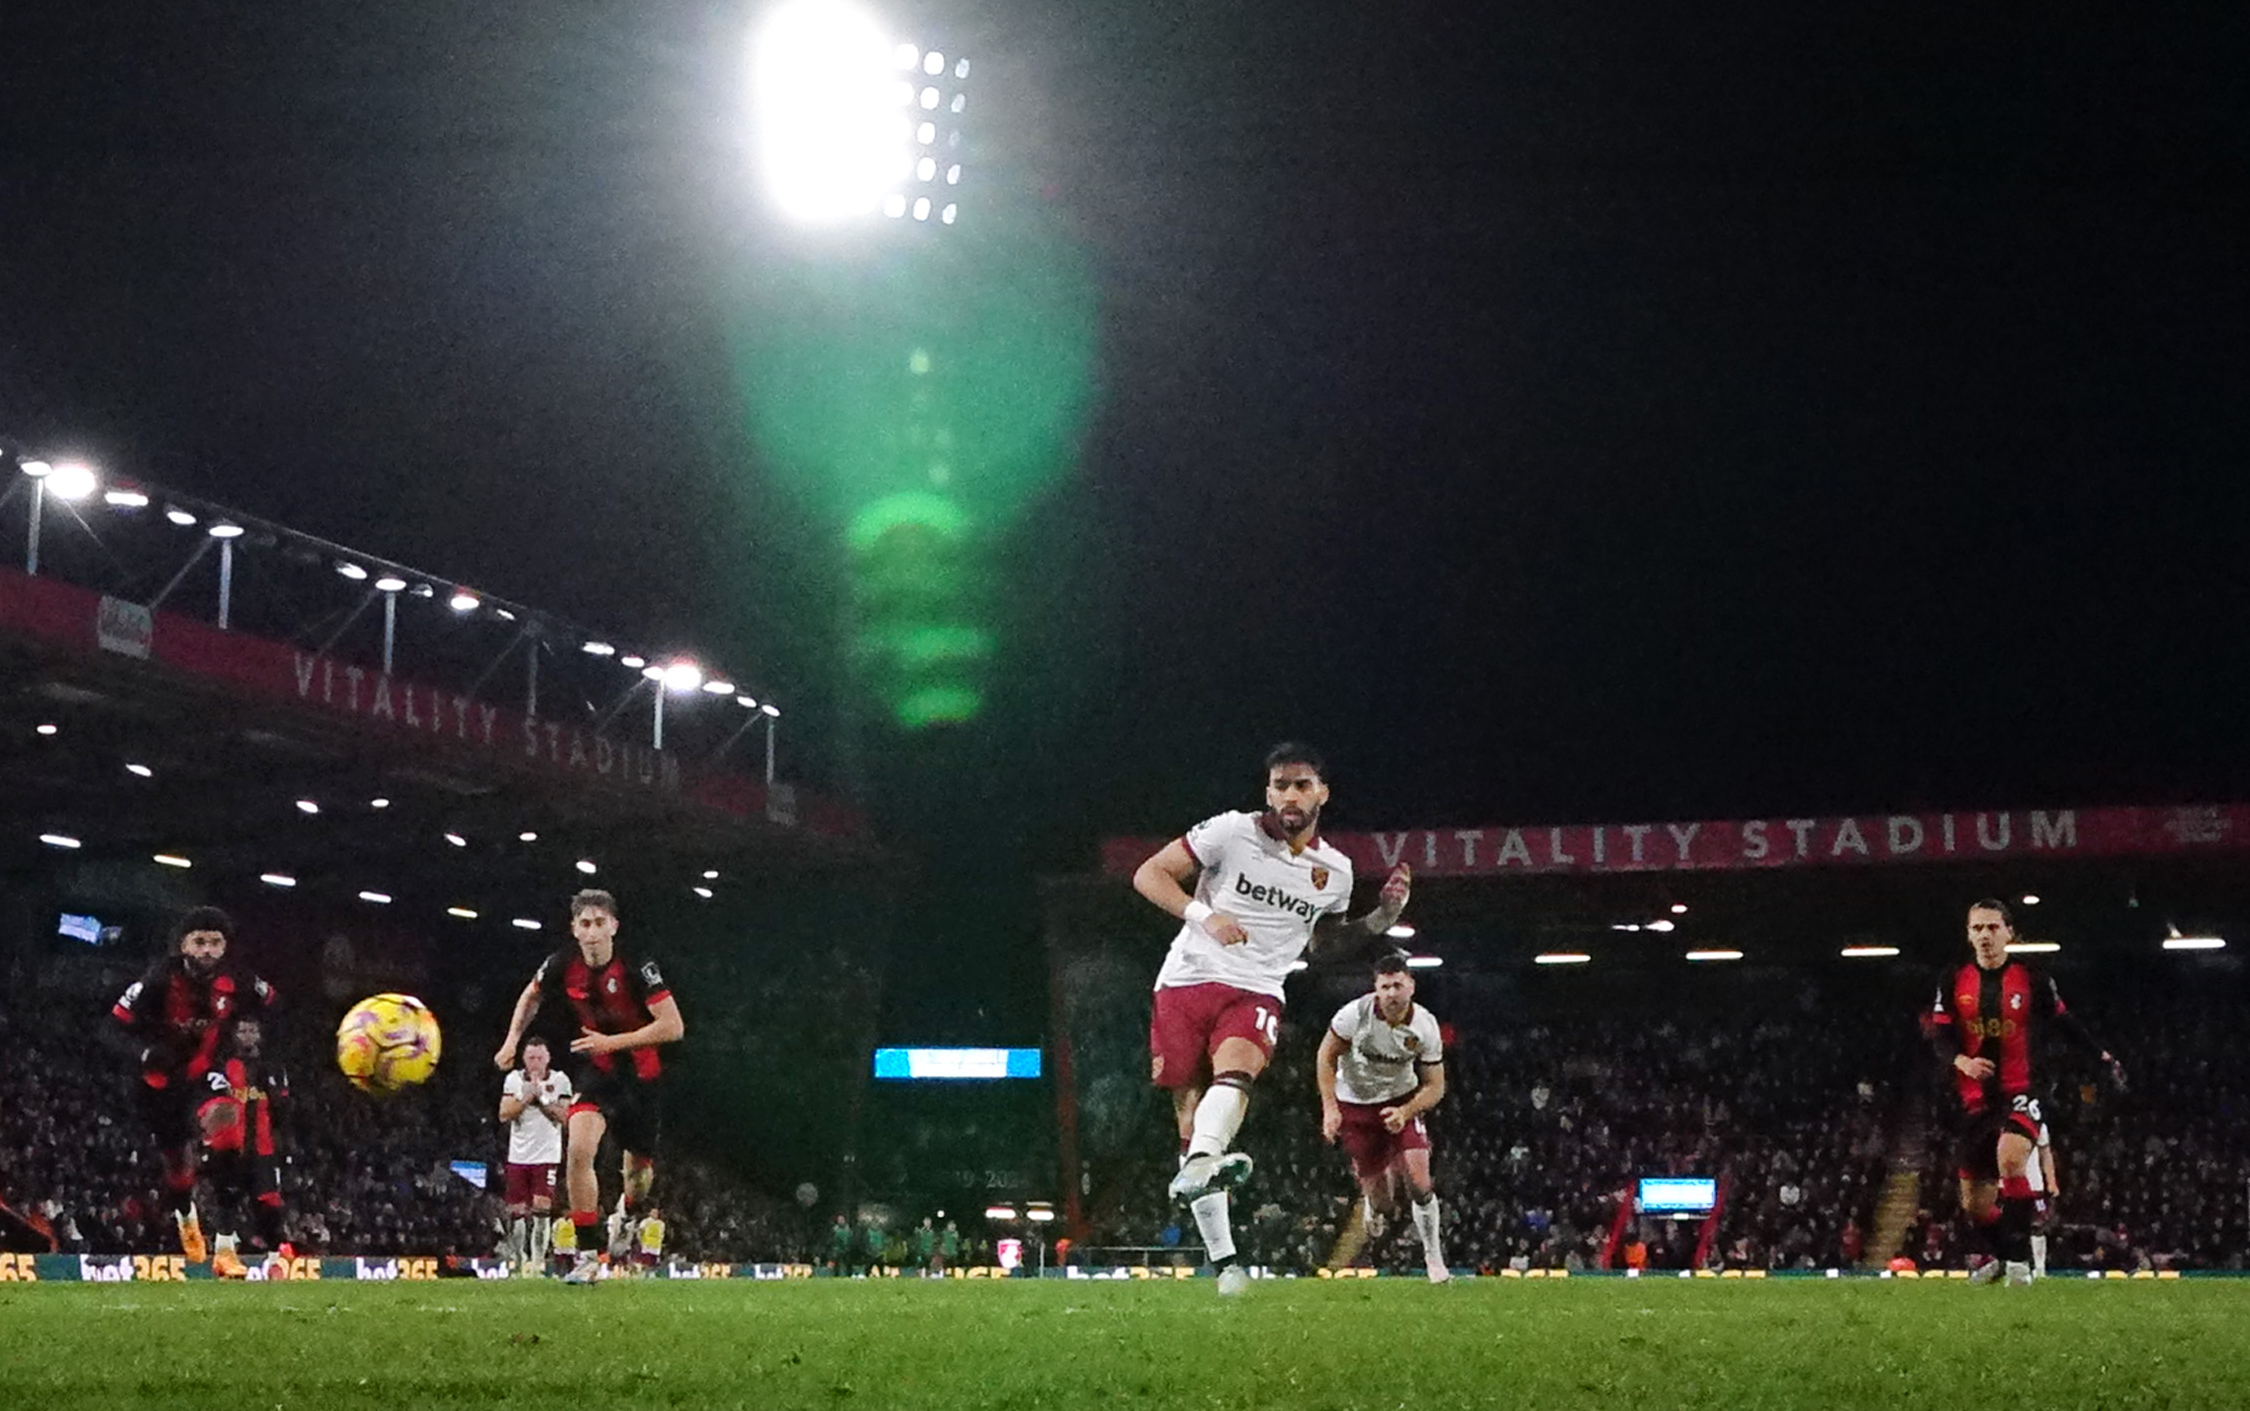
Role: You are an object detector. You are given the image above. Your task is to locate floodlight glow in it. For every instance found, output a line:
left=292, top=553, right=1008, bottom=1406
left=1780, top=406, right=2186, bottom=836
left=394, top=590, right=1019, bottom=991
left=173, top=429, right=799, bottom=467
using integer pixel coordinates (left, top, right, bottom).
left=448, top=591, right=480, bottom=613
left=39, top=833, right=81, bottom=849
left=105, top=488, right=150, bottom=507
left=755, top=0, right=912, bottom=224
left=662, top=661, right=705, bottom=692
left=2021, top=894, right=2040, bottom=905
left=1670, top=903, right=1689, bottom=914
left=2163, top=936, right=2225, bottom=951
left=949, top=93, right=964, bottom=113
left=582, top=641, right=616, bottom=656
left=261, top=873, right=296, bottom=888
left=760, top=703, right=781, bottom=718
left=917, top=121, right=935, bottom=144
left=923, top=50, right=944, bottom=75
left=1405, top=955, right=1443, bottom=969
left=1840, top=945, right=1900, bottom=958
left=295, top=799, right=320, bottom=815
left=954, top=58, right=968, bottom=78
left=945, top=164, right=961, bottom=184
left=701, top=678, right=736, bottom=695
left=1685, top=950, right=1744, bottom=962
left=20, top=460, right=51, bottom=477
left=1645, top=919, right=1675, bottom=933
left=912, top=197, right=931, bottom=221
left=519, top=831, right=538, bottom=842
left=46, top=461, right=98, bottom=500
left=918, top=86, right=939, bottom=109
left=939, top=203, right=957, bottom=225
left=984, top=1206, right=1016, bottom=1221
left=737, top=695, right=758, bottom=708
left=444, top=832, right=467, bottom=847
left=336, top=561, right=369, bottom=580
left=358, top=890, right=391, bottom=904
left=893, top=43, right=918, bottom=67
left=576, top=859, right=597, bottom=875
left=883, top=194, right=907, bottom=218
left=1535, top=952, right=1591, bottom=965
left=1024, top=1207, right=1055, bottom=1222
left=1385, top=924, right=1416, bottom=939
left=917, top=156, right=937, bottom=181
left=641, top=665, right=665, bottom=681
left=702, top=869, right=720, bottom=880
left=692, top=886, right=714, bottom=899
left=620, top=654, right=647, bottom=669
left=448, top=906, right=479, bottom=919
left=370, top=797, right=390, bottom=809
left=2004, top=941, right=2060, bottom=954
left=374, top=575, right=407, bottom=593
left=165, top=507, right=198, bottom=526
left=512, top=918, right=541, bottom=931
left=35, top=723, right=57, bottom=736
left=126, top=763, right=153, bottom=778
left=207, top=522, right=245, bottom=539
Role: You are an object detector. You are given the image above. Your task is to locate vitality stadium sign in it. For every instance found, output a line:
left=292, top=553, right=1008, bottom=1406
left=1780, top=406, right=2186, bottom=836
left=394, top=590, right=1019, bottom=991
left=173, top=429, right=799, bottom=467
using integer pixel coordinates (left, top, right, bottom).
left=1102, top=804, right=2248, bottom=879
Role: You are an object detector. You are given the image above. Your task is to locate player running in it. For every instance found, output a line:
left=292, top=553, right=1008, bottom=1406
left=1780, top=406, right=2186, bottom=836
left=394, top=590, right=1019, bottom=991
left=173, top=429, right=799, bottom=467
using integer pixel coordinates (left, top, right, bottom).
left=1928, top=898, right=2122, bottom=1287
left=197, top=1014, right=290, bottom=1277
left=1317, top=951, right=1451, bottom=1282
left=2026, top=1114, right=2058, bottom=1278
left=493, top=889, right=683, bottom=1284
left=497, top=1036, right=574, bottom=1270
left=110, top=906, right=276, bottom=1264
left=1133, top=742, right=1410, bottom=1296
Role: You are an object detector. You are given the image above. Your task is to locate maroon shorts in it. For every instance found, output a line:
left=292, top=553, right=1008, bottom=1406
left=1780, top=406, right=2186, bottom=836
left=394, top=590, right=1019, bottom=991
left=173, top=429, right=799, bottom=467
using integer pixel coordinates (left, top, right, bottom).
left=1336, top=1099, right=1431, bottom=1182
left=1149, top=983, right=1282, bottom=1089
left=503, top=1161, right=560, bottom=1209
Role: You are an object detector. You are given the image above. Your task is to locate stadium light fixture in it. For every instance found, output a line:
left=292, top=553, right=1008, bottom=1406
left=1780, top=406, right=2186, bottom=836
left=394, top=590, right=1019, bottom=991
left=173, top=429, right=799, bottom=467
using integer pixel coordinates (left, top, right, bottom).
left=35, top=723, right=58, bottom=736
left=373, top=575, right=407, bottom=593
left=152, top=853, right=191, bottom=868
left=295, top=798, right=321, bottom=815
left=2020, top=894, right=2040, bottom=905
left=165, top=506, right=198, bottom=527
left=104, top=487, right=150, bottom=508
left=358, top=890, right=392, bottom=904
left=620, top=654, right=648, bottom=669
left=576, top=859, right=597, bottom=875
left=448, top=590, right=480, bottom=613
left=582, top=640, right=616, bottom=657
left=207, top=521, right=245, bottom=539
left=519, top=830, right=538, bottom=842
left=641, top=664, right=665, bottom=682
left=448, top=906, right=479, bottom=920
left=702, top=678, right=736, bottom=695
left=46, top=461, right=99, bottom=501
left=2003, top=941, right=2060, bottom=954
left=125, top=763, right=153, bottom=778
left=1405, top=955, right=1443, bottom=969
left=370, top=797, right=390, bottom=809
left=1670, top=903, right=1689, bottom=915
left=1385, top=923, right=1416, bottom=939
left=39, top=833, right=81, bottom=849
left=754, top=0, right=913, bottom=224
left=19, top=459, right=51, bottom=478
left=737, top=694, right=759, bottom=709
left=1839, top=946, right=1900, bottom=958
left=1610, top=923, right=1641, bottom=932
left=760, top=702, right=781, bottom=718
left=1534, top=952, right=1591, bottom=966
left=1644, top=919, right=1676, bottom=933
left=444, top=832, right=468, bottom=848
left=336, top=560, right=369, bottom=581
left=662, top=661, right=705, bottom=692
left=260, top=873, right=296, bottom=888
left=1023, top=1207, right=1056, bottom=1223
left=410, top=582, right=435, bottom=598
left=983, top=1205, right=1017, bottom=1221
left=702, top=869, right=719, bottom=880
left=1684, top=949, right=1744, bottom=963
left=2163, top=935, right=2225, bottom=951
left=511, top=917, right=542, bottom=931
left=692, top=886, right=714, bottom=899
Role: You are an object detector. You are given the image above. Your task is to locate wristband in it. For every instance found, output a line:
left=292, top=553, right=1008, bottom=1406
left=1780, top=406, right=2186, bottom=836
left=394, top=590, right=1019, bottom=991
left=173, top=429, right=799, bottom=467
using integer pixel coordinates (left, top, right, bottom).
left=1184, top=901, right=1214, bottom=930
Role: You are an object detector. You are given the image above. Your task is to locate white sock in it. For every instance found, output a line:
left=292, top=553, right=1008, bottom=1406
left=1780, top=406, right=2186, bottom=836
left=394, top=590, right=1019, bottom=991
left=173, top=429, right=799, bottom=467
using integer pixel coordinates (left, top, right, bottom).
left=1412, top=1195, right=1443, bottom=1264
left=2030, top=1233, right=2047, bottom=1277
left=215, top=1231, right=238, bottom=1256
left=531, top=1216, right=551, bottom=1265
left=1190, top=1191, right=1235, bottom=1265
left=1186, top=1085, right=1249, bottom=1161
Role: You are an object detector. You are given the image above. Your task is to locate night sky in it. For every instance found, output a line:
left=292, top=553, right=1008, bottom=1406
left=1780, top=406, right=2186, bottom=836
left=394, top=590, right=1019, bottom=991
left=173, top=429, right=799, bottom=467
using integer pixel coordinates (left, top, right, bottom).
left=5, top=4, right=2245, bottom=1024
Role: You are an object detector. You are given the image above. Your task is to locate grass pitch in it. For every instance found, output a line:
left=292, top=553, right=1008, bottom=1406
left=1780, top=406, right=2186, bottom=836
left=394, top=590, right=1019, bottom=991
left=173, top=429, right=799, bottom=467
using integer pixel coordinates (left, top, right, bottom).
left=1, top=1276, right=2239, bottom=1410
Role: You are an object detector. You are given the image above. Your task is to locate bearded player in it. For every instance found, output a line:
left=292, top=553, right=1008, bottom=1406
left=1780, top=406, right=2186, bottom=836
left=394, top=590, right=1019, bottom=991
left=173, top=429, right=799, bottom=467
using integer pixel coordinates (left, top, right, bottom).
left=1318, top=951, right=1451, bottom=1282
left=1929, top=898, right=2122, bottom=1286
left=1133, top=742, right=1410, bottom=1296
left=111, top=906, right=277, bottom=1264
left=493, top=889, right=683, bottom=1284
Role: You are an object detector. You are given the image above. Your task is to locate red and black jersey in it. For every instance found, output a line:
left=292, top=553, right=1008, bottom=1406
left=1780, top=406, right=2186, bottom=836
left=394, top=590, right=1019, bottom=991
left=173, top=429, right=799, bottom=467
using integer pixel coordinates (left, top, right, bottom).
left=111, top=957, right=277, bottom=1089
left=1927, top=960, right=2098, bottom=1115
left=200, top=1049, right=288, bottom=1157
left=534, top=945, right=672, bottom=1081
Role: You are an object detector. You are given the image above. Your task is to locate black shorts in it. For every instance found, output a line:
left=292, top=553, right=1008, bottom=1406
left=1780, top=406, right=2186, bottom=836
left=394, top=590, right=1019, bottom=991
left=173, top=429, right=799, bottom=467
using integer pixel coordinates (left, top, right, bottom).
left=1954, top=1094, right=2043, bottom=1180
left=137, top=1077, right=198, bottom=1149
left=570, top=1065, right=662, bottom=1157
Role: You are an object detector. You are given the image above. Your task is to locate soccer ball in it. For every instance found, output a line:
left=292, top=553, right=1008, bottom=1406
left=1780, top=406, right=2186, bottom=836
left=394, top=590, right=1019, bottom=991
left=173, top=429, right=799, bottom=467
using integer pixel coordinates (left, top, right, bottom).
left=336, top=993, right=443, bottom=1095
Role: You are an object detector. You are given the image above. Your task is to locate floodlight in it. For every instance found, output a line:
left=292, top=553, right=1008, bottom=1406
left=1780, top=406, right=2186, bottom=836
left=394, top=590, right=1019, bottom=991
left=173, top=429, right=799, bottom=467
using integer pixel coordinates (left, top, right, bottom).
left=1405, top=955, right=1443, bottom=969
left=884, top=194, right=907, bottom=218
left=760, top=703, right=781, bottom=718
left=35, top=724, right=57, bottom=736
left=410, top=582, right=435, bottom=598
left=702, top=869, right=720, bottom=879
left=1670, top=903, right=1689, bottom=914
left=370, top=797, right=390, bottom=809
left=2164, top=936, right=2225, bottom=951
left=576, top=859, right=597, bottom=875
left=444, top=832, right=468, bottom=847
left=1839, top=946, right=1900, bottom=958
left=295, top=799, right=321, bottom=815
left=984, top=1206, right=1016, bottom=1221
left=448, top=591, right=480, bottom=613
left=582, top=640, right=616, bottom=656
left=359, top=890, right=392, bottom=904
left=923, top=50, right=943, bottom=75
left=374, top=575, right=407, bottom=593
left=1685, top=950, right=1744, bottom=962
left=754, top=0, right=913, bottom=223
left=337, top=561, right=369, bottom=581
left=641, top=664, right=665, bottom=681
left=2020, top=894, right=2040, bottom=905
left=39, top=833, right=81, bottom=849
left=207, top=522, right=245, bottom=539
left=701, top=678, right=736, bottom=695
left=919, top=86, right=939, bottom=109
left=165, top=507, right=198, bottom=526
left=46, top=461, right=98, bottom=500
left=448, top=906, right=479, bottom=919
left=692, top=886, right=713, bottom=899
left=945, top=164, right=960, bottom=184
left=917, top=121, right=935, bottom=144
left=19, top=460, right=51, bottom=477
left=1534, top=953, right=1591, bottom=965
left=912, top=197, right=931, bottom=221
left=125, top=763, right=153, bottom=778
left=519, top=831, right=538, bottom=842
left=105, top=488, right=150, bottom=508
left=1645, top=919, right=1675, bottom=933
left=1386, top=923, right=1415, bottom=939
left=939, top=204, right=957, bottom=224
left=662, top=661, right=705, bottom=692
left=1024, top=1207, right=1055, bottom=1222
left=916, top=156, right=937, bottom=182
left=512, top=918, right=542, bottom=930
left=261, top=873, right=297, bottom=888
left=2004, top=941, right=2059, bottom=954
left=621, top=654, right=648, bottom=669
left=737, top=695, right=758, bottom=708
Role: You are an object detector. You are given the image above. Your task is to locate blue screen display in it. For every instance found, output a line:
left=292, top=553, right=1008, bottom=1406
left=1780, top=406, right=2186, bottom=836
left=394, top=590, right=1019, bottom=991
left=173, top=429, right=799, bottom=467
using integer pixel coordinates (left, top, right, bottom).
left=872, top=1048, right=1043, bottom=1080
left=1638, top=1177, right=1717, bottom=1212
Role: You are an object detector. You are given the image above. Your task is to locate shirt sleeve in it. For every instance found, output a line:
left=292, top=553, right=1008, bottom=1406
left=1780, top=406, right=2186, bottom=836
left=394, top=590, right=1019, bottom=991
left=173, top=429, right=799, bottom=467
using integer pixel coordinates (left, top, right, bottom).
left=550, top=1072, right=574, bottom=1102
left=1180, top=812, right=1241, bottom=869
left=635, top=955, right=671, bottom=1007
left=1328, top=1000, right=1359, bottom=1040
left=1417, top=1012, right=1445, bottom=1066
left=502, top=1072, right=524, bottom=1102
left=112, top=958, right=169, bottom=1028
left=532, top=950, right=563, bottom=990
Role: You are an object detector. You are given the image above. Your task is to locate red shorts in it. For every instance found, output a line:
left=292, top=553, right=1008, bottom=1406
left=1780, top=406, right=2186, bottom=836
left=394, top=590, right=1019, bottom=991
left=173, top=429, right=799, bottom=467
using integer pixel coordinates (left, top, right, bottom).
left=1336, top=1099, right=1430, bottom=1182
left=503, top=1161, right=560, bottom=1208
left=1149, top=983, right=1282, bottom=1089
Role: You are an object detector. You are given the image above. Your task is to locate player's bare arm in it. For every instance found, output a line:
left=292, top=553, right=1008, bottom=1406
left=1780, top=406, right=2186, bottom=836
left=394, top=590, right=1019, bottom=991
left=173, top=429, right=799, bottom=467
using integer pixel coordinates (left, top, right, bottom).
left=1316, top=1028, right=1349, bottom=1142
left=1382, top=1061, right=1445, bottom=1132
left=571, top=993, right=685, bottom=1056
left=1133, top=838, right=1248, bottom=944
left=498, top=1087, right=528, bottom=1123
left=1307, top=864, right=1412, bottom=960
left=493, top=978, right=541, bottom=1070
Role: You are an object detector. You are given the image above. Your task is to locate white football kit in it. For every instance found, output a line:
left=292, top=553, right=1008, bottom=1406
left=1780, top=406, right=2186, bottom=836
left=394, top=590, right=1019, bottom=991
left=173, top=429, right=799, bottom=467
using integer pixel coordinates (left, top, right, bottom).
left=1328, top=994, right=1445, bottom=1106
left=504, top=1069, right=574, bottom=1166
left=1153, top=811, right=1354, bottom=1000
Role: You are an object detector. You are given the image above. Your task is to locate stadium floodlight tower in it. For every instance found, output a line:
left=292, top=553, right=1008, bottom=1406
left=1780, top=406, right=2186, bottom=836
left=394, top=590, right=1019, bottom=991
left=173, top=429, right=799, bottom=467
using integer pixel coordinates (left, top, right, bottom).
left=754, top=1, right=967, bottom=230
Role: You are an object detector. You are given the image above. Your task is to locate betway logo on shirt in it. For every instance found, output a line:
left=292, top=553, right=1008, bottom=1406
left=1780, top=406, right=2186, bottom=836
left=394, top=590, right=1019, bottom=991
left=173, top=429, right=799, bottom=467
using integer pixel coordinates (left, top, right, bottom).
left=1234, top=873, right=1321, bottom=920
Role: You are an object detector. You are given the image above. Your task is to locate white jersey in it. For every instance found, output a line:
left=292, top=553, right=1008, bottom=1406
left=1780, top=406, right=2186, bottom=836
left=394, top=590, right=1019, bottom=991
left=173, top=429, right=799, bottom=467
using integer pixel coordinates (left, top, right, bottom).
left=1328, top=994, right=1445, bottom=1105
left=1153, top=810, right=1355, bottom=1000
left=503, top=1069, right=574, bottom=1166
